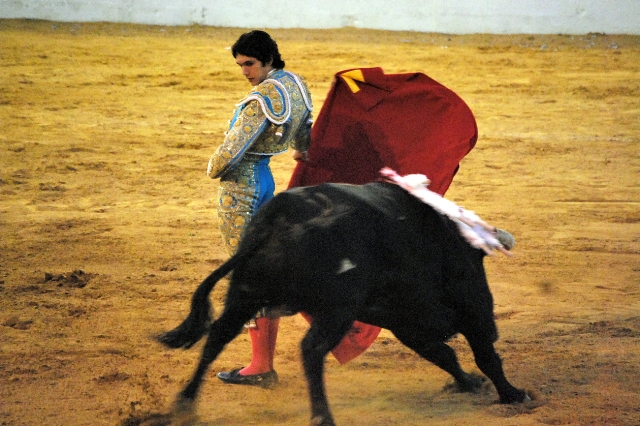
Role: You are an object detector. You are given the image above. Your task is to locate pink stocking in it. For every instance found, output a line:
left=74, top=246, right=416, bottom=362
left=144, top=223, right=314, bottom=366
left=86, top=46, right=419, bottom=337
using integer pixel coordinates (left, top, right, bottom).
left=240, top=317, right=278, bottom=375
left=268, top=317, right=280, bottom=370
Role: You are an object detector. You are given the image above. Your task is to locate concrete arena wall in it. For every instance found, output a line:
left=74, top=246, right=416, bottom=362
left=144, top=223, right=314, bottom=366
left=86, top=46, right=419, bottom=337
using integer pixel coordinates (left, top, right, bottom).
left=1, top=0, right=639, bottom=35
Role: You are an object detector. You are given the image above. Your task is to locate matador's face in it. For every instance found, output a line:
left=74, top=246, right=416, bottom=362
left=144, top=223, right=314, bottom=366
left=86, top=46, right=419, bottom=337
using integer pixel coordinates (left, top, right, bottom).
left=235, top=54, right=274, bottom=87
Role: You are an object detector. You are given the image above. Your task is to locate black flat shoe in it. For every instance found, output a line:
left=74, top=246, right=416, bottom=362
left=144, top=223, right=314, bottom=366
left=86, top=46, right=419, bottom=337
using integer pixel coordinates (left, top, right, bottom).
left=217, top=368, right=279, bottom=389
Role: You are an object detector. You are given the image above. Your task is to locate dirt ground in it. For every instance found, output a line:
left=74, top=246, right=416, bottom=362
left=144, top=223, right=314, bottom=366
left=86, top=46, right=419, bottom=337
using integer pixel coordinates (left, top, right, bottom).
left=1, top=19, right=639, bottom=426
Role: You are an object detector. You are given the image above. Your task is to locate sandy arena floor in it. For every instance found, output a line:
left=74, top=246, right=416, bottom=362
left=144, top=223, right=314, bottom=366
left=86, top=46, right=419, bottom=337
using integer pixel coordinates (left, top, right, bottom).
left=1, top=19, right=639, bottom=425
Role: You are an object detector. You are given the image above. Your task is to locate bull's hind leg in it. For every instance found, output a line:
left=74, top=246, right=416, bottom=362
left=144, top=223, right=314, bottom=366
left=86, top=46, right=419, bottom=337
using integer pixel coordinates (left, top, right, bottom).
left=179, top=306, right=256, bottom=402
left=464, top=333, right=528, bottom=404
left=393, top=332, right=484, bottom=392
left=301, top=318, right=354, bottom=426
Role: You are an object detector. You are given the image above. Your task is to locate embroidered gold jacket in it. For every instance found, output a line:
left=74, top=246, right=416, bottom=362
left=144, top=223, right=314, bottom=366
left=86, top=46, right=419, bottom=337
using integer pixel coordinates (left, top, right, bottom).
left=207, top=69, right=313, bottom=178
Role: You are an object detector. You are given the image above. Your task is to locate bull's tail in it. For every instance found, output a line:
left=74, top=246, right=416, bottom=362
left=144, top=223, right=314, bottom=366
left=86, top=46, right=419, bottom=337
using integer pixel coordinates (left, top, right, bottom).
left=157, top=254, right=240, bottom=349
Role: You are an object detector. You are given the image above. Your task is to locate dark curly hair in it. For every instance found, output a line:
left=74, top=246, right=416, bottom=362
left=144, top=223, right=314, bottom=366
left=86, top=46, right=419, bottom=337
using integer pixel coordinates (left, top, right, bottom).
left=231, top=30, right=285, bottom=69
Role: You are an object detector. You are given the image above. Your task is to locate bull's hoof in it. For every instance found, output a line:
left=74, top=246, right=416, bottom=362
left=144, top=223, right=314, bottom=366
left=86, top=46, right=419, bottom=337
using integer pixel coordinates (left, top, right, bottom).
left=171, top=396, right=197, bottom=425
left=121, top=412, right=173, bottom=426
left=446, top=372, right=487, bottom=393
left=156, top=328, right=197, bottom=350
left=310, top=415, right=336, bottom=426
left=499, top=388, right=531, bottom=404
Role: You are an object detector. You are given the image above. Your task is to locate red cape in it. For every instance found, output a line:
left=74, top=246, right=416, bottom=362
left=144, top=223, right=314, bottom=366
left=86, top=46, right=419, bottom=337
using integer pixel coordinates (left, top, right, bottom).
left=288, top=67, right=477, bottom=364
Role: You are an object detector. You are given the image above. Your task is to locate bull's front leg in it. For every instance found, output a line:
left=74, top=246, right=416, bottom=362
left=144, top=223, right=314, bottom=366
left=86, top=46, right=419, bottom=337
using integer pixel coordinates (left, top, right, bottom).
left=392, top=330, right=485, bottom=393
left=465, top=334, right=529, bottom=404
left=421, top=342, right=486, bottom=392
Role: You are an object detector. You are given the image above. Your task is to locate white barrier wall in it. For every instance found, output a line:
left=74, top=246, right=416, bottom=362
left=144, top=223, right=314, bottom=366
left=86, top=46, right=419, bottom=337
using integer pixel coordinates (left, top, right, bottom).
left=1, top=0, right=639, bottom=34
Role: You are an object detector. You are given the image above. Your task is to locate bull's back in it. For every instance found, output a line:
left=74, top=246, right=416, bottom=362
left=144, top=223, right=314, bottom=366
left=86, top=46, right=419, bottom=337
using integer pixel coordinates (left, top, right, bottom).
left=308, top=183, right=495, bottom=337
left=236, top=182, right=494, bottom=337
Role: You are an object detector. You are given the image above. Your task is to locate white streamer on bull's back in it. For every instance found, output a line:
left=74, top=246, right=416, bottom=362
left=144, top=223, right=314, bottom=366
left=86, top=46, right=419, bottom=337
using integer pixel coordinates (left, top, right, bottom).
left=379, top=168, right=512, bottom=256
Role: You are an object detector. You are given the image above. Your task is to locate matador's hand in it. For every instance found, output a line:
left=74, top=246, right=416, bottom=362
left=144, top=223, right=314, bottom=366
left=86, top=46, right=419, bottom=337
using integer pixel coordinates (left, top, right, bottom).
left=292, top=150, right=308, bottom=162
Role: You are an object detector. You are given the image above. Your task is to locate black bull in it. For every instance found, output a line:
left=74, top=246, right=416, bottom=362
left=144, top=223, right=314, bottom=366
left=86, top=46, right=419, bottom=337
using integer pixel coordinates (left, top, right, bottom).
left=158, top=181, right=529, bottom=425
